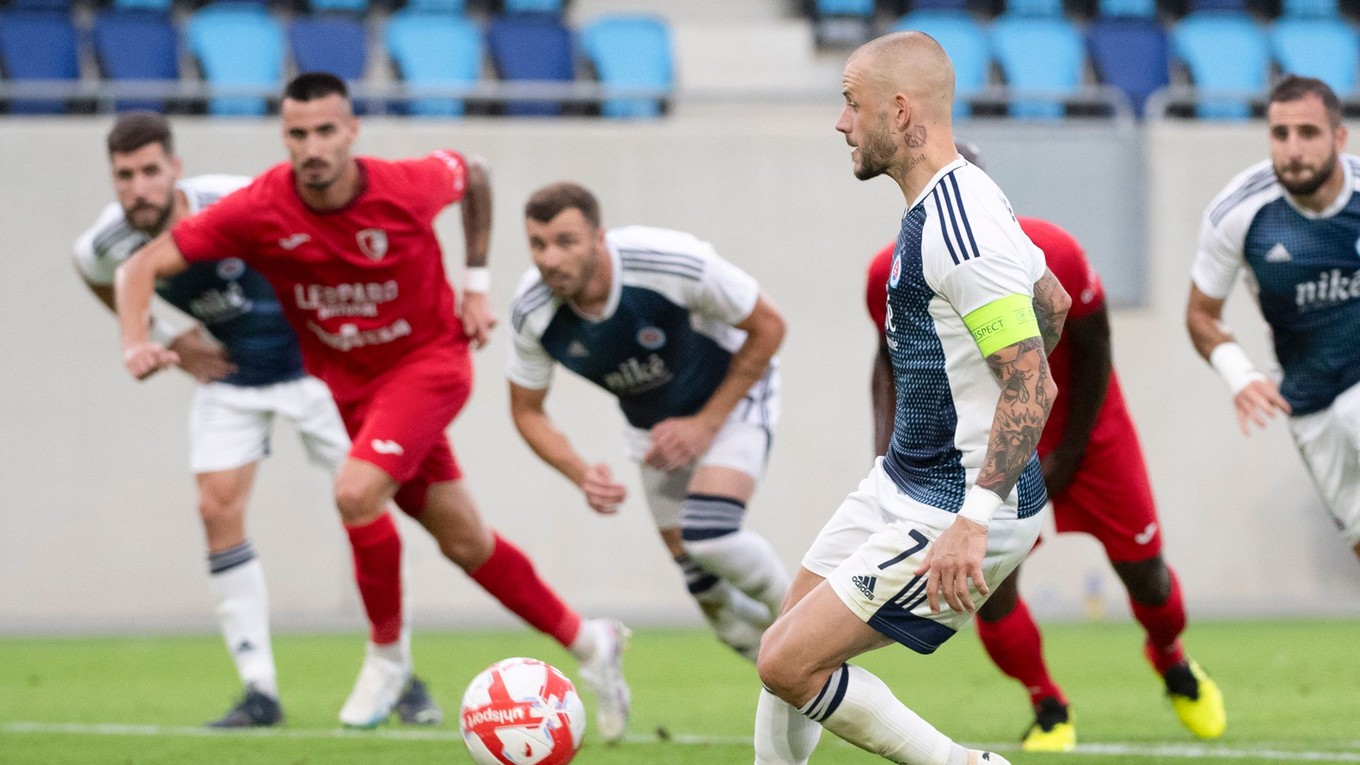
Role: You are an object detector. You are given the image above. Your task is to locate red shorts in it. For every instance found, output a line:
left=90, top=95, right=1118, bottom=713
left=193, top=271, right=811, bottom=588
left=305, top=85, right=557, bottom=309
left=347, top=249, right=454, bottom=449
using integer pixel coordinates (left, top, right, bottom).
left=1047, top=422, right=1163, bottom=563
left=335, top=353, right=472, bottom=515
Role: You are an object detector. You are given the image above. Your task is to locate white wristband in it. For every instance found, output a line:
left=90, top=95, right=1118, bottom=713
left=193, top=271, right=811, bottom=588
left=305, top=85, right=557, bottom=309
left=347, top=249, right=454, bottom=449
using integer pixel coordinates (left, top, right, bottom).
left=149, top=317, right=179, bottom=346
left=957, top=485, right=1002, bottom=528
left=1209, top=342, right=1266, bottom=395
left=464, top=266, right=491, bottom=294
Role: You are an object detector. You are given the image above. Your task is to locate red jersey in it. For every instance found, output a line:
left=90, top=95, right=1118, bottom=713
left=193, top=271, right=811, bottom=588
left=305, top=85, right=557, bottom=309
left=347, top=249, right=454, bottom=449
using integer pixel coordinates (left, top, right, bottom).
left=172, top=151, right=471, bottom=402
left=866, top=216, right=1134, bottom=458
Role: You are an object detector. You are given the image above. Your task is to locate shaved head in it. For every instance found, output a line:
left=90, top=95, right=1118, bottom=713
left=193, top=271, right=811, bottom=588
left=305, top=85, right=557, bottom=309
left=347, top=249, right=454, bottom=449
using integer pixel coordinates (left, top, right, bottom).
left=849, top=32, right=955, bottom=125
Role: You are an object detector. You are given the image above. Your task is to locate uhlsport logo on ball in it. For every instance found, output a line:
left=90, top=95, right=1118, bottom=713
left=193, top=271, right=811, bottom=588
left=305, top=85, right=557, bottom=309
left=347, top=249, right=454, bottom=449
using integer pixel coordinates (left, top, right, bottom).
left=460, top=657, right=586, bottom=765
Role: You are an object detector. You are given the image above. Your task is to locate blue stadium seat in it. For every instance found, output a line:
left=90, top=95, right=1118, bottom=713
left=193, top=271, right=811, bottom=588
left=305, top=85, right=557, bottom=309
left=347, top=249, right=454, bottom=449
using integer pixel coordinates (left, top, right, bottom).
left=891, top=12, right=990, bottom=118
left=9, top=0, right=72, bottom=10
left=816, top=0, right=874, bottom=12
left=385, top=11, right=482, bottom=116
left=290, top=16, right=367, bottom=82
left=0, top=10, right=80, bottom=114
left=1088, top=18, right=1169, bottom=116
left=1004, top=0, right=1065, bottom=16
left=991, top=16, right=1086, bottom=118
left=92, top=10, right=180, bottom=113
left=1171, top=11, right=1269, bottom=119
left=402, top=0, right=466, bottom=12
left=487, top=14, right=575, bottom=116
left=188, top=3, right=285, bottom=116
left=1271, top=19, right=1359, bottom=97
left=308, top=0, right=368, bottom=12
left=1097, top=0, right=1157, bottom=16
left=503, top=0, right=563, bottom=13
left=1280, top=0, right=1338, bottom=15
left=110, top=0, right=171, bottom=10
left=813, top=0, right=874, bottom=47
left=579, top=13, right=673, bottom=119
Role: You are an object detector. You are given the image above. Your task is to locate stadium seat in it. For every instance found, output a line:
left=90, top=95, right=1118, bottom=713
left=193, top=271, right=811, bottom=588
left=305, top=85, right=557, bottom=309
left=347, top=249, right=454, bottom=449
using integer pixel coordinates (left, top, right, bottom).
left=991, top=15, right=1086, bottom=118
left=8, top=0, right=72, bottom=9
left=187, top=3, right=285, bottom=116
left=1270, top=19, right=1359, bottom=97
left=1171, top=10, right=1269, bottom=118
left=109, top=0, right=171, bottom=10
left=402, top=0, right=466, bottom=13
left=1280, top=0, right=1338, bottom=15
left=1097, top=0, right=1157, bottom=17
left=503, top=0, right=564, bottom=13
left=385, top=11, right=483, bottom=116
left=487, top=14, right=575, bottom=117
left=813, top=0, right=875, bottom=47
left=92, top=10, right=180, bottom=113
left=891, top=11, right=990, bottom=118
left=308, top=0, right=369, bottom=12
left=1004, top=0, right=1065, bottom=16
left=1087, top=17, right=1169, bottom=116
left=0, top=10, right=81, bottom=114
left=579, top=13, right=673, bottom=119
left=290, top=16, right=368, bottom=83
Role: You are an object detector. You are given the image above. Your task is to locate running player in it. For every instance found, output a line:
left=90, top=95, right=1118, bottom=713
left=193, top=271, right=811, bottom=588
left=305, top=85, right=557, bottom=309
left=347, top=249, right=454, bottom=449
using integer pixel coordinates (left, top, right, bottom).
left=754, top=32, right=1068, bottom=765
left=866, top=142, right=1225, bottom=750
left=1188, top=74, right=1360, bottom=564
left=508, top=181, right=789, bottom=661
left=75, top=111, right=439, bottom=728
left=111, top=73, right=631, bottom=738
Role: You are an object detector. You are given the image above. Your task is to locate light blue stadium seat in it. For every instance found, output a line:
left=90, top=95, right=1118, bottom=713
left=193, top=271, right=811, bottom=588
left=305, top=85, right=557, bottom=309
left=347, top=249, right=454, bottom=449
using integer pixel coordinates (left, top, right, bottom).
left=385, top=11, right=482, bottom=117
left=503, top=0, right=563, bottom=13
left=1171, top=11, right=1269, bottom=119
left=1271, top=19, right=1359, bottom=97
left=991, top=16, right=1086, bottom=118
left=187, top=3, right=284, bottom=116
left=580, top=14, right=673, bottom=119
left=308, top=0, right=368, bottom=12
left=1005, top=0, right=1064, bottom=17
left=892, top=12, right=990, bottom=118
left=1280, top=0, right=1337, bottom=15
left=111, top=0, right=172, bottom=10
left=816, top=0, right=875, bottom=14
left=1097, top=0, right=1157, bottom=17
left=402, top=0, right=465, bottom=12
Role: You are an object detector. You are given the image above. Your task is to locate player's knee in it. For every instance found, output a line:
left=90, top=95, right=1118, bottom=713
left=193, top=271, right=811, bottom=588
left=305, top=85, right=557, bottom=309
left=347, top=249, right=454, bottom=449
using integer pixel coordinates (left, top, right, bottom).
left=1113, top=556, right=1171, bottom=606
left=334, top=479, right=384, bottom=525
left=977, top=569, right=1021, bottom=622
left=754, top=626, right=809, bottom=704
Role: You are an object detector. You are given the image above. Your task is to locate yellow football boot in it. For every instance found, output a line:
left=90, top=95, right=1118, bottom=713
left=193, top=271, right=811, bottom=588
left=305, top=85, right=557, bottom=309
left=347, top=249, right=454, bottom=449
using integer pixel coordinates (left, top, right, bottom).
left=1166, top=659, right=1226, bottom=739
left=1021, top=697, right=1076, bottom=752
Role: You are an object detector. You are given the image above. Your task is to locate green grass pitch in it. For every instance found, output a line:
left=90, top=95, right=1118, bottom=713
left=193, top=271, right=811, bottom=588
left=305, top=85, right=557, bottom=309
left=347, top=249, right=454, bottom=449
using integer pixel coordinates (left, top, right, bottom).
left=2, top=619, right=1357, bottom=764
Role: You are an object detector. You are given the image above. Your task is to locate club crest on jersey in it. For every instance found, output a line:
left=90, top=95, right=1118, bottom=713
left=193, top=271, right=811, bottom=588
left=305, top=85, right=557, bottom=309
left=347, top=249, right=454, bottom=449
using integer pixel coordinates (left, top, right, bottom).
left=216, top=258, right=246, bottom=280
left=357, top=229, right=388, bottom=261
left=637, top=326, right=666, bottom=350
left=889, top=253, right=902, bottom=289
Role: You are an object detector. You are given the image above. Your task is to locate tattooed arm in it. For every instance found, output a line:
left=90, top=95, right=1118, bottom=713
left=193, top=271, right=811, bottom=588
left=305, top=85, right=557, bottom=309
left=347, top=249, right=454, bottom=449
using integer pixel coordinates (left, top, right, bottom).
left=1032, top=268, right=1070, bottom=355
left=976, top=336, right=1058, bottom=498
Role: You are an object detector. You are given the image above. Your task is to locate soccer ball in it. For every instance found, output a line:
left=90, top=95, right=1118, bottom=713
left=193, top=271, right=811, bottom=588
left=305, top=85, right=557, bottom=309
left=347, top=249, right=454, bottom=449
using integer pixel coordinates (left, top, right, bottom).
left=459, top=657, right=586, bottom=765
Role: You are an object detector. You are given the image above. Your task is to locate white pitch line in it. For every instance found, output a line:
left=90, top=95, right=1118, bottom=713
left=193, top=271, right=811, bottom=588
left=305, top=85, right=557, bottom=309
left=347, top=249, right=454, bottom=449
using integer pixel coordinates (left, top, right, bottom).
left=3, top=722, right=1359, bottom=761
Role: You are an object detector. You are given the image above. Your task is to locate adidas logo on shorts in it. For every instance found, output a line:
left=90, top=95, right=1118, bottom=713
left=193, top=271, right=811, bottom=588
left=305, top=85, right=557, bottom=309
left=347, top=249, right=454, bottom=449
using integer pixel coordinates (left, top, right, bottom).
left=851, top=575, right=877, bottom=601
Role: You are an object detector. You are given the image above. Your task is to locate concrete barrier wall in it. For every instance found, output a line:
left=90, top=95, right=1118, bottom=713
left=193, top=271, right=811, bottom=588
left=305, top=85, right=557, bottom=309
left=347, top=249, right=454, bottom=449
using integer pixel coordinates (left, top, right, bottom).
left=1, top=112, right=1355, bottom=636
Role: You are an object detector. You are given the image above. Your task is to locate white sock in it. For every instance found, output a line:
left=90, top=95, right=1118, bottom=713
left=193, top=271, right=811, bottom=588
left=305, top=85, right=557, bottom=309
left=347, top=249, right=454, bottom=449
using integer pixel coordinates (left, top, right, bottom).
left=208, top=541, right=277, bottom=698
left=567, top=618, right=603, bottom=663
left=803, top=664, right=966, bottom=765
left=369, top=628, right=412, bottom=673
left=755, top=687, right=822, bottom=764
left=684, top=529, right=790, bottom=615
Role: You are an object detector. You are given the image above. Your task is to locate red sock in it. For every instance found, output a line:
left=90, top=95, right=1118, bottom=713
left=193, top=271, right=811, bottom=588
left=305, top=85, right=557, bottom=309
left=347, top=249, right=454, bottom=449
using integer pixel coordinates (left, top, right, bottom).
left=976, top=598, right=1066, bottom=708
left=470, top=534, right=582, bottom=647
left=345, top=512, right=403, bottom=645
left=1133, top=566, right=1187, bottom=675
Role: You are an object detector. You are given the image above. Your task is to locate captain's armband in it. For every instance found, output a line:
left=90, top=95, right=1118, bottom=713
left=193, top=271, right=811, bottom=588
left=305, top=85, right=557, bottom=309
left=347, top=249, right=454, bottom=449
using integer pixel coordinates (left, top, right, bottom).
left=962, top=294, right=1040, bottom=357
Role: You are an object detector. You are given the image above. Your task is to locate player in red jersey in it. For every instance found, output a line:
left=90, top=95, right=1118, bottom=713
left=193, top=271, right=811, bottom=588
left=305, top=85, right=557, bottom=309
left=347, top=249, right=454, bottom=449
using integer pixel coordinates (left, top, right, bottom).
left=866, top=142, right=1225, bottom=751
left=113, top=73, right=631, bottom=737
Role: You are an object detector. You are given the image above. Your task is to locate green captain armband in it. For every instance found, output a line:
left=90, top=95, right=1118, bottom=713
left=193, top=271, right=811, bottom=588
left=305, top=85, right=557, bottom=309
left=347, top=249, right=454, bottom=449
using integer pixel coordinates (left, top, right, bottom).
left=962, top=293, right=1040, bottom=357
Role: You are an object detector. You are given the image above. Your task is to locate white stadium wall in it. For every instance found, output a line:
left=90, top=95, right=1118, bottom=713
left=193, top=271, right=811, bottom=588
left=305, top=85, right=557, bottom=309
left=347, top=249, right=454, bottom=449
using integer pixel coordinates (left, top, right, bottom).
left=1, top=114, right=1356, bottom=636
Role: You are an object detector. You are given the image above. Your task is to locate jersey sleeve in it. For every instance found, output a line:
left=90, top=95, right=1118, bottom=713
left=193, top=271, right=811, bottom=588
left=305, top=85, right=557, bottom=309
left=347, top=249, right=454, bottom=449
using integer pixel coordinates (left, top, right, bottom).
left=506, top=269, right=557, bottom=390
left=1020, top=217, right=1103, bottom=321
left=410, top=150, right=468, bottom=214
left=170, top=181, right=258, bottom=265
left=690, top=245, right=761, bottom=326
left=927, top=187, right=1045, bottom=317
left=1190, top=208, right=1244, bottom=300
left=72, top=203, right=129, bottom=286
left=865, top=244, right=893, bottom=332
left=508, top=331, right=556, bottom=390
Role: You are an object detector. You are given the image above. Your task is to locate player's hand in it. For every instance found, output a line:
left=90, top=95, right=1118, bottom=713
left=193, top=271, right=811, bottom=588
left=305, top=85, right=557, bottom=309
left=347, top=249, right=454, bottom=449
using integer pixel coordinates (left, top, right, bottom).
left=1040, top=447, right=1081, bottom=496
left=168, top=327, right=237, bottom=383
left=123, top=341, right=180, bottom=381
left=643, top=416, right=720, bottom=472
left=460, top=291, right=498, bottom=350
left=914, top=517, right=989, bottom=615
left=1232, top=377, right=1291, bottom=436
left=580, top=462, right=627, bottom=514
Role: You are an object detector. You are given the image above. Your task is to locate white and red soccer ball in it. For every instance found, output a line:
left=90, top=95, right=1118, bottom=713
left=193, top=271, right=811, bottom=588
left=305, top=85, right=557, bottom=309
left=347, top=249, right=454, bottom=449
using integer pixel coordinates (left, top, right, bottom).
left=460, top=657, right=586, bottom=765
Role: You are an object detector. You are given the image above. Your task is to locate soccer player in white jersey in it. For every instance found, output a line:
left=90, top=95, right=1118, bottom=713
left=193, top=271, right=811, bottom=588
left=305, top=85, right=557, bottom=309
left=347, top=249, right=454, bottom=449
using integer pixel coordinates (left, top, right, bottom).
left=508, top=181, right=790, bottom=661
left=1188, top=75, right=1360, bottom=563
left=75, top=112, right=439, bottom=727
left=753, top=32, right=1071, bottom=765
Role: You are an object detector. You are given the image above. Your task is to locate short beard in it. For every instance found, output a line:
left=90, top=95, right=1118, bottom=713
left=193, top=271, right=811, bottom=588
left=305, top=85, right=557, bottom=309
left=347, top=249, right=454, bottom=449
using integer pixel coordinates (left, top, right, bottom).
left=854, top=122, right=896, bottom=181
left=1276, top=151, right=1338, bottom=197
left=128, top=201, right=174, bottom=237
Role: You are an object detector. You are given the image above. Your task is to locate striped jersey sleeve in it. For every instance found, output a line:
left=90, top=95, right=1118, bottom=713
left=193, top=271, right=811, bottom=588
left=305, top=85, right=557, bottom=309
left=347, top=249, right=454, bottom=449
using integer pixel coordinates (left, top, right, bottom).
left=506, top=267, right=559, bottom=390
left=1192, top=159, right=1280, bottom=299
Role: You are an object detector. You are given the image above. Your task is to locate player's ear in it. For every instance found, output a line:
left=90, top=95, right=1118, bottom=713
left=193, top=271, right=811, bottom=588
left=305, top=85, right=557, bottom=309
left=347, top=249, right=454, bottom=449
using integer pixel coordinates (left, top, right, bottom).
left=170, top=153, right=184, bottom=178
left=1336, top=122, right=1348, bottom=151
left=892, top=92, right=911, bottom=132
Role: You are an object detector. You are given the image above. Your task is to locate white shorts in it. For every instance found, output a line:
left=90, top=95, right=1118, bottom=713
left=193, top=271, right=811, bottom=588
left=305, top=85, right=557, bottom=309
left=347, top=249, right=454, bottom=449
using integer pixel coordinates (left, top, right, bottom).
left=629, top=366, right=779, bottom=530
left=1289, top=380, right=1360, bottom=545
left=802, top=458, right=1043, bottom=654
left=188, top=376, right=350, bottom=474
